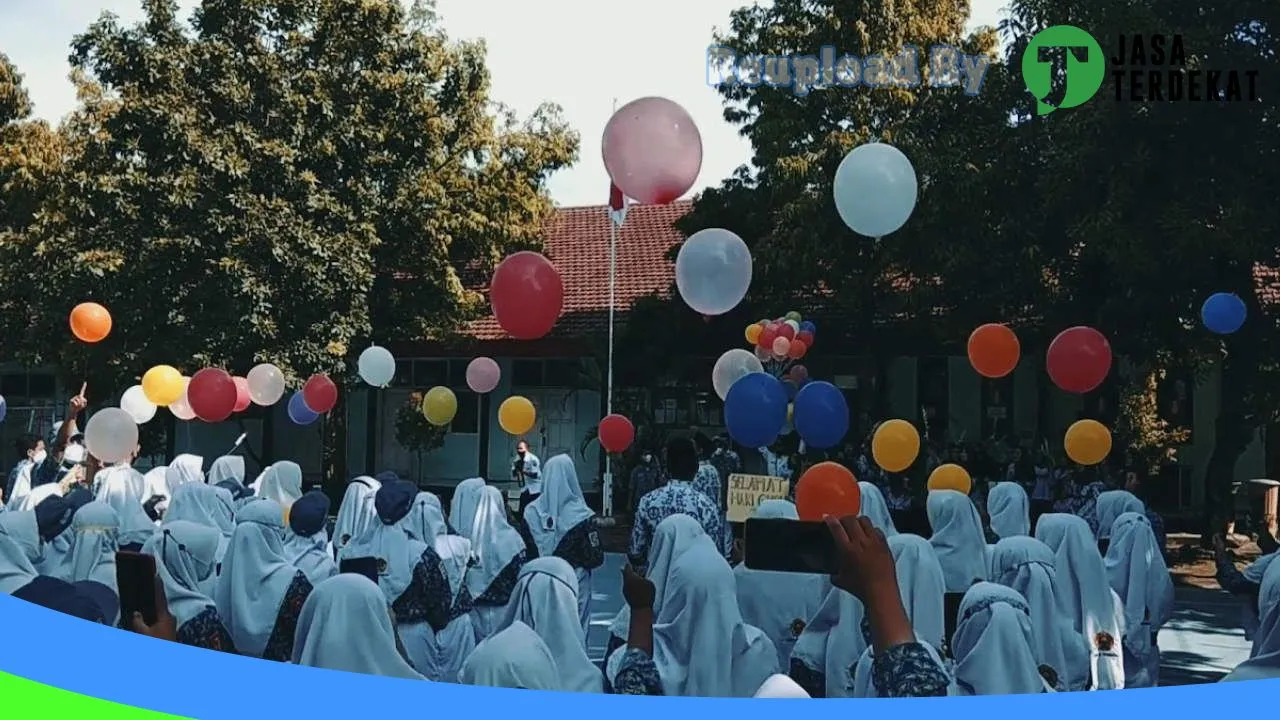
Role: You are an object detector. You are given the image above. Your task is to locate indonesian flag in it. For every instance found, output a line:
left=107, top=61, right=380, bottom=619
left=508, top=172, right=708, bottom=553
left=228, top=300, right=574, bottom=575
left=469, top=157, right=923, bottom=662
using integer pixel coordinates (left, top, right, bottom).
left=609, top=182, right=628, bottom=226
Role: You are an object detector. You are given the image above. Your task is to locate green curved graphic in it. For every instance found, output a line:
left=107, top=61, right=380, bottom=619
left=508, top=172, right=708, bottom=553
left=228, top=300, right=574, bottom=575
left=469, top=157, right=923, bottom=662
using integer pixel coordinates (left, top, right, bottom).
left=0, top=671, right=188, bottom=718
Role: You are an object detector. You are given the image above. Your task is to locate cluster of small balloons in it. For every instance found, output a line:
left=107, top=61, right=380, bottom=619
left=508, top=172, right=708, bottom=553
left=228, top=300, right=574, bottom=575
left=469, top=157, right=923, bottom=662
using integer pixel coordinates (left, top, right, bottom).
left=745, top=311, right=816, bottom=363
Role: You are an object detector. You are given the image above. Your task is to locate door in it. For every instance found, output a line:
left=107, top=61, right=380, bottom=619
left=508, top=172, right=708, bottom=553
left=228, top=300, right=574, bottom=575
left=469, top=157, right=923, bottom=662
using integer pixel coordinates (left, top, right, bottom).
left=379, top=388, right=418, bottom=480
left=524, top=390, right=590, bottom=488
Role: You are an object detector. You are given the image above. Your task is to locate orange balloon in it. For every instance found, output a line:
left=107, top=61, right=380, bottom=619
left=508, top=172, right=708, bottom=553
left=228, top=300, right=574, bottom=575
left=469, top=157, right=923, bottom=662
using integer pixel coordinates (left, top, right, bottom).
left=795, top=462, right=861, bottom=521
left=69, top=302, right=112, bottom=343
left=967, top=323, right=1020, bottom=378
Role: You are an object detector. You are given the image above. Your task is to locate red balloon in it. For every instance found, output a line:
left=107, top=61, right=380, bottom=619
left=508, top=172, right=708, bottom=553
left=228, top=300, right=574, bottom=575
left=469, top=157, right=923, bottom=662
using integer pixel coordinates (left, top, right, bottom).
left=777, top=323, right=796, bottom=341
left=795, top=462, right=861, bottom=521
left=302, top=373, right=338, bottom=413
left=797, top=330, right=815, bottom=346
left=490, top=252, right=564, bottom=340
left=788, top=339, right=808, bottom=359
left=188, top=368, right=237, bottom=422
left=1046, top=326, right=1112, bottom=393
left=598, top=414, right=635, bottom=453
left=759, top=323, right=779, bottom=349
left=601, top=97, right=702, bottom=205
left=232, top=377, right=251, bottom=412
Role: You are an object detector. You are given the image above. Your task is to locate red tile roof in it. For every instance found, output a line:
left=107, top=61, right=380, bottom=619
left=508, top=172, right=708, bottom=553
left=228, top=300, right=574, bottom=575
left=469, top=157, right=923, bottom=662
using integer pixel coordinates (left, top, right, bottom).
left=464, top=201, right=693, bottom=341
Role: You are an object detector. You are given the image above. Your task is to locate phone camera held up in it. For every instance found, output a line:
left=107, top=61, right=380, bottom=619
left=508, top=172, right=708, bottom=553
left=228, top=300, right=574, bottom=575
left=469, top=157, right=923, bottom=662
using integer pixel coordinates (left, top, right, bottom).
left=742, top=518, right=838, bottom=575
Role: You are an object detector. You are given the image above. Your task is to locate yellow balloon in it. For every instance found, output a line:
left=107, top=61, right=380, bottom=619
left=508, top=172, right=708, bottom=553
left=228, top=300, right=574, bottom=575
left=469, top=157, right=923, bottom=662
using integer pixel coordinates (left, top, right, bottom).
left=928, top=463, right=972, bottom=494
left=142, top=365, right=184, bottom=406
left=745, top=324, right=762, bottom=344
left=499, top=396, right=536, bottom=435
left=1065, top=419, right=1111, bottom=465
left=423, top=386, right=458, bottom=426
left=872, top=419, right=920, bottom=473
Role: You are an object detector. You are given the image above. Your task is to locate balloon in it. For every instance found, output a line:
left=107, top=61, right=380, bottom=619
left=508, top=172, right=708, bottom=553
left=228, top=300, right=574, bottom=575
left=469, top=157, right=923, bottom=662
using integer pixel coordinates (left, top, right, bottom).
left=246, top=363, right=286, bottom=405
left=491, top=252, right=564, bottom=340
left=169, top=380, right=195, bottom=421
left=1201, top=292, right=1246, bottom=334
left=833, top=143, right=918, bottom=237
left=723, top=372, right=788, bottom=448
left=772, top=336, right=790, bottom=357
left=142, top=365, right=185, bottom=406
left=790, top=365, right=809, bottom=383
left=357, top=346, right=395, bottom=387
left=423, top=386, right=458, bottom=426
left=674, top=229, right=752, bottom=316
left=927, top=464, right=972, bottom=494
left=1065, top=419, right=1112, bottom=465
left=302, top=373, right=338, bottom=414
left=778, top=323, right=796, bottom=341
left=84, top=408, right=139, bottom=463
left=1046, top=327, right=1112, bottom=394
left=499, top=396, right=536, bottom=435
left=759, top=323, right=779, bottom=349
left=0, top=395, right=6, bottom=423
left=232, top=377, right=251, bottom=413
left=188, top=368, right=237, bottom=422
left=788, top=339, right=808, bottom=359
left=872, top=419, right=920, bottom=472
left=967, top=323, right=1020, bottom=378
left=785, top=311, right=802, bottom=322
left=754, top=345, right=771, bottom=362
left=69, top=302, right=112, bottom=343
left=598, top=414, right=635, bottom=453
left=800, top=320, right=816, bottom=334
left=793, top=381, right=849, bottom=449
left=601, top=96, right=702, bottom=205
left=119, top=385, right=156, bottom=424
left=795, top=462, right=861, bottom=521
left=712, top=349, right=765, bottom=401
left=745, top=323, right=762, bottom=345
left=287, top=391, right=319, bottom=425
left=466, top=357, right=501, bottom=394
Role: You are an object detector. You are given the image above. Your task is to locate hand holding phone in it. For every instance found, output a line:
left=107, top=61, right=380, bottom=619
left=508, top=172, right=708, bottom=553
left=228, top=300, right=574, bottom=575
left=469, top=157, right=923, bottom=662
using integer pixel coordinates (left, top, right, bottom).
left=339, top=556, right=380, bottom=585
left=743, top=519, right=838, bottom=575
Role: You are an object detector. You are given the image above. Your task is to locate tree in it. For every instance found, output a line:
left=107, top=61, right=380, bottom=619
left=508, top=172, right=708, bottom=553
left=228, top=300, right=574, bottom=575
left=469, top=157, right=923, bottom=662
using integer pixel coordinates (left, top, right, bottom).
left=22, top=0, right=577, bottom=488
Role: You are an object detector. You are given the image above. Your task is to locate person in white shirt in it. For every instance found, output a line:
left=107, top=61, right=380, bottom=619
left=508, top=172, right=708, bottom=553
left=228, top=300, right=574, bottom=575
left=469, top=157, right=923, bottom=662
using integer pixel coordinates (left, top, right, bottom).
left=513, top=440, right=541, bottom=514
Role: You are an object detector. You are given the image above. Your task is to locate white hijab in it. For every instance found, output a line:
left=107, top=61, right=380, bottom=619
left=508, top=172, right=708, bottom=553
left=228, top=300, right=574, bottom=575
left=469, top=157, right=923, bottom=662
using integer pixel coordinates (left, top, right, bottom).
left=256, top=461, right=303, bottom=509
left=733, top=500, right=829, bottom=669
left=1104, top=512, right=1174, bottom=633
left=857, top=482, right=898, bottom=536
left=143, top=466, right=169, bottom=509
left=95, top=466, right=157, bottom=546
left=467, top=486, right=526, bottom=599
left=166, top=482, right=235, bottom=543
left=208, top=456, right=246, bottom=485
left=754, top=674, right=811, bottom=698
left=66, top=501, right=119, bottom=592
left=500, top=556, right=602, bottom=692
left=789, top=583, right=867, bottom=697
left=401, top=492, right=449, bottom=544
left=18, top=481, right=61, bottom=513
left=610, top=535, right=777, bottom=697
left=953, top=582, right=1052, bottom=695
left=143, top=520, right=221, bottom=627
left=213, top=499, right=304, bottom=657
left=990, top=536, right=1090, bottom=690
left=608, top=513, right=707, bottom=639
left=0, top=510, right=40, bottom=594
left=292, top=574, right=424, bottom=680
left=283, top=500, right=337, bottom=588
left=333, top=477, right=380, bottom=553
left=1094, top=491, right=1143, bottom=540
left=987, top=482, right=1031, bottom=538
left=1221, top=557, right=1280, bottom=681
left=450, top=478, right=486, bottom=539
left=459, top=621, right=562, bottom=689
left=167, top=454, right=205, bottom=491
left=523, top=455, right=594, bottom=558
left=927, top=490, right=988, bottom=593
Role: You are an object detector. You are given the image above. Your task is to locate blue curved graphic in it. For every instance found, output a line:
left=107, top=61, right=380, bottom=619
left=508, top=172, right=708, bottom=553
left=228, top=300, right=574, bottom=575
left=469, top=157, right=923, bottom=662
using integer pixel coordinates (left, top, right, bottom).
left=1, top=592, right=1278, bottom=716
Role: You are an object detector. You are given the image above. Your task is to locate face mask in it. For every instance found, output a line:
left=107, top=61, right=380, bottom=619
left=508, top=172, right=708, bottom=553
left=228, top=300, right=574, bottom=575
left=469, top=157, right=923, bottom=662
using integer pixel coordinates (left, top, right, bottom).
left=30, top=450, right=47, bottom=465
left=517, top=450, right=526, bottom=457
left=63, top=444, right=87, bottom=465
left=642, top=454, right=653, bottom=463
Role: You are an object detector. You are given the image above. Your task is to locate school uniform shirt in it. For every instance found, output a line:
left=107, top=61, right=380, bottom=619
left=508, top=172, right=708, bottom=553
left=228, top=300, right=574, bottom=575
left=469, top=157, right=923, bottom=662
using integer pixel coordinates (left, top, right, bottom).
left=629, top=479, right=731, bottom=569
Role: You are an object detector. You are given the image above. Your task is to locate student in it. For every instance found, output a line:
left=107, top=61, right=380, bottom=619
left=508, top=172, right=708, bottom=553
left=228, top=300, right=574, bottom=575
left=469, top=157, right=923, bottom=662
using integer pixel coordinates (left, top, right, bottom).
left=628, top=450, right=663, bottom=515
left=255, top=461, right=303, bottom=510
left=512, top=441, right=541, bottom=514
left=953, top=583, right=1058, bottom=694
left=691, top=434, right=724, bottom=510
left=459, top=622, right=563, bottom=690
left=165, top=482, right=236, bottom=564
left=6, top=433, right=44, bottom=507
left=94, top=464, right=157, bottom=551
left=857, top=482, right=899, bottom=537
left=522, top=454, right=603, bottom=635
left=987, top=482, right=1031, bottom=539
left=499, top=557, right=608, bottom=693
left=1104, top=511, right=1173, bottom=688
left=65, top=502, right=120, bottom=601
left=927, top=490, right=988, bottom=606
left=1220, top=558, right=1280, bottom=682
left=608, top=513, right=706, bottom=658
left=143, top=520, right=236, bottom=652
left=1093, top=490, right=1143, bottom=553
left=291, top=574, right=423, bottom=680
left=465, top=485, right=528, bottom=641
left=0, top=510, right=41, bottom=595
left=207, top=455, right=246, bottom=486
left=283, top=491, right=337, bottom=586
left=629, top=436, right=731, bottom=570
left=449, top=477, right=485, bottom=540
left=332, top=475, right=380, bottom=558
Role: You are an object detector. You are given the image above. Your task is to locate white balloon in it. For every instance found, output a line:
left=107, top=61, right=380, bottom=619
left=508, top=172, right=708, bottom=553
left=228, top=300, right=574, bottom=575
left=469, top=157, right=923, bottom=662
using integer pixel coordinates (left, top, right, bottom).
left=246, top=363, right=286, bottom=405
left=120, top=384, right=156, bottom=424
left=833, top=143, right=918, bottom=237
left=712, top=348, right=764, bottom=401
left=358, top=345, right=395, bottom=387
left=170, top=380, right=196, bottom=421
left=675, top=228, right=752, bottom=316
left=84, top=407, right=139, bottom=464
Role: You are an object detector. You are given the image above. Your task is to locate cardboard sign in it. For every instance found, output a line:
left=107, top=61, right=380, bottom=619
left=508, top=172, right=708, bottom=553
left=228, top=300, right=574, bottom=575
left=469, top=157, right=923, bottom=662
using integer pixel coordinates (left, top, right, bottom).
left=726, top=473, right=789, bottom=523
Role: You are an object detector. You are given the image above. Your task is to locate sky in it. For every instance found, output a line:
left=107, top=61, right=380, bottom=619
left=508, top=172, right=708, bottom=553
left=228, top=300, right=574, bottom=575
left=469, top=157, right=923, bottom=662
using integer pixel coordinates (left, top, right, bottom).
left=0, top=0, right=1007, bottom=207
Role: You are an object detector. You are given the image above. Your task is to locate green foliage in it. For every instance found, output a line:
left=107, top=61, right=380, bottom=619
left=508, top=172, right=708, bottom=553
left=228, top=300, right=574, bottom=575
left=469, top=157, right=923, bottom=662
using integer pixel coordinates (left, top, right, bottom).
left=394, top=391, right=448, bottom=454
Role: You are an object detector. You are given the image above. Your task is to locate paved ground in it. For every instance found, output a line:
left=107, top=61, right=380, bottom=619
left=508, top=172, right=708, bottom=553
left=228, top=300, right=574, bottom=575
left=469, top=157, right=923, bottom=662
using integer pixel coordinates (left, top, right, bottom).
left=582, top=553, right=1254, bottom=684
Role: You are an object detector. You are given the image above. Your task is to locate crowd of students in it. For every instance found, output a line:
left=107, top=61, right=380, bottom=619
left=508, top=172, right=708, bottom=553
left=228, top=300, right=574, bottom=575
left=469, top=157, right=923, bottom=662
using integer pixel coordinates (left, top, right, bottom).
left=0, top=392, right=1277, bottom=694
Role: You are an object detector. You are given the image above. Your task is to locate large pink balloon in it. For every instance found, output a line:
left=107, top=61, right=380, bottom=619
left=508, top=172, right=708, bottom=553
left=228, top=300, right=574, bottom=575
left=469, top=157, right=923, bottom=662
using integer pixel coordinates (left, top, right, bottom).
left=602, top=97, right=702, bottom=205
left=466, top=357, right=500, bottom=393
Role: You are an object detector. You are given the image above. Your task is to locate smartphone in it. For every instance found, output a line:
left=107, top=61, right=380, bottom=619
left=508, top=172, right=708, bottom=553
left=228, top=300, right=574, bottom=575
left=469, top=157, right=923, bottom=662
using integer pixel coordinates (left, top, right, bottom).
left=339, top=556, right=379, bottom=585
left=743, top=518, right=837, bottom=575
left=116, top=551, right=158, bottom=626
left=943, top=592, right=964, bottom=654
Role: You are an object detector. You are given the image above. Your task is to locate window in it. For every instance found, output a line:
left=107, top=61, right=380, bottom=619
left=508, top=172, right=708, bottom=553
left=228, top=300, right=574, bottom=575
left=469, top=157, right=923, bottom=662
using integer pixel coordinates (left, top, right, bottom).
left=917, top=357, right=949, bottom=435
left=544, top=360, right=580, bottom=387
left=393, top=360, right=413, bottom=387
left=512, top=360, right=544, bottom=387
left=413, top=360, right=447, bottom=387
left=450, top=390, right=480, bottom=434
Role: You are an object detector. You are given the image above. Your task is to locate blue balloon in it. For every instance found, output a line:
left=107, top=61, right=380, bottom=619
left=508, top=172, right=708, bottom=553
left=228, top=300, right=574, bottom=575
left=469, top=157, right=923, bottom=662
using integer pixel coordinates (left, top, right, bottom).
left=288, top=391, right=319, bottom=425
left=1201, top=292, right=1246, bottom=334
left=792, top=381, right=849, bottom=450
left=724, top=372, right=788, bottom=448
left=800, top=320, right=816, bottom=334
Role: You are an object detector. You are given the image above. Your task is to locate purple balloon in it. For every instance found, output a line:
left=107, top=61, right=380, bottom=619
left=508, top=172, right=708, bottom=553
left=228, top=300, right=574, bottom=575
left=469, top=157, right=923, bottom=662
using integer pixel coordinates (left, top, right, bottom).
left=602, top=97, right=702, bottom=205
left=466, top=357, right=500, bottom=394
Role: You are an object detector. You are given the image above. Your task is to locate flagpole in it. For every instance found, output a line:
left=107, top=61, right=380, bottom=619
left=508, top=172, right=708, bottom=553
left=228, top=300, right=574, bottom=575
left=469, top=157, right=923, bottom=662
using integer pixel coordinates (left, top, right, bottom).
left=603, top=97, right=618, bottom=519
